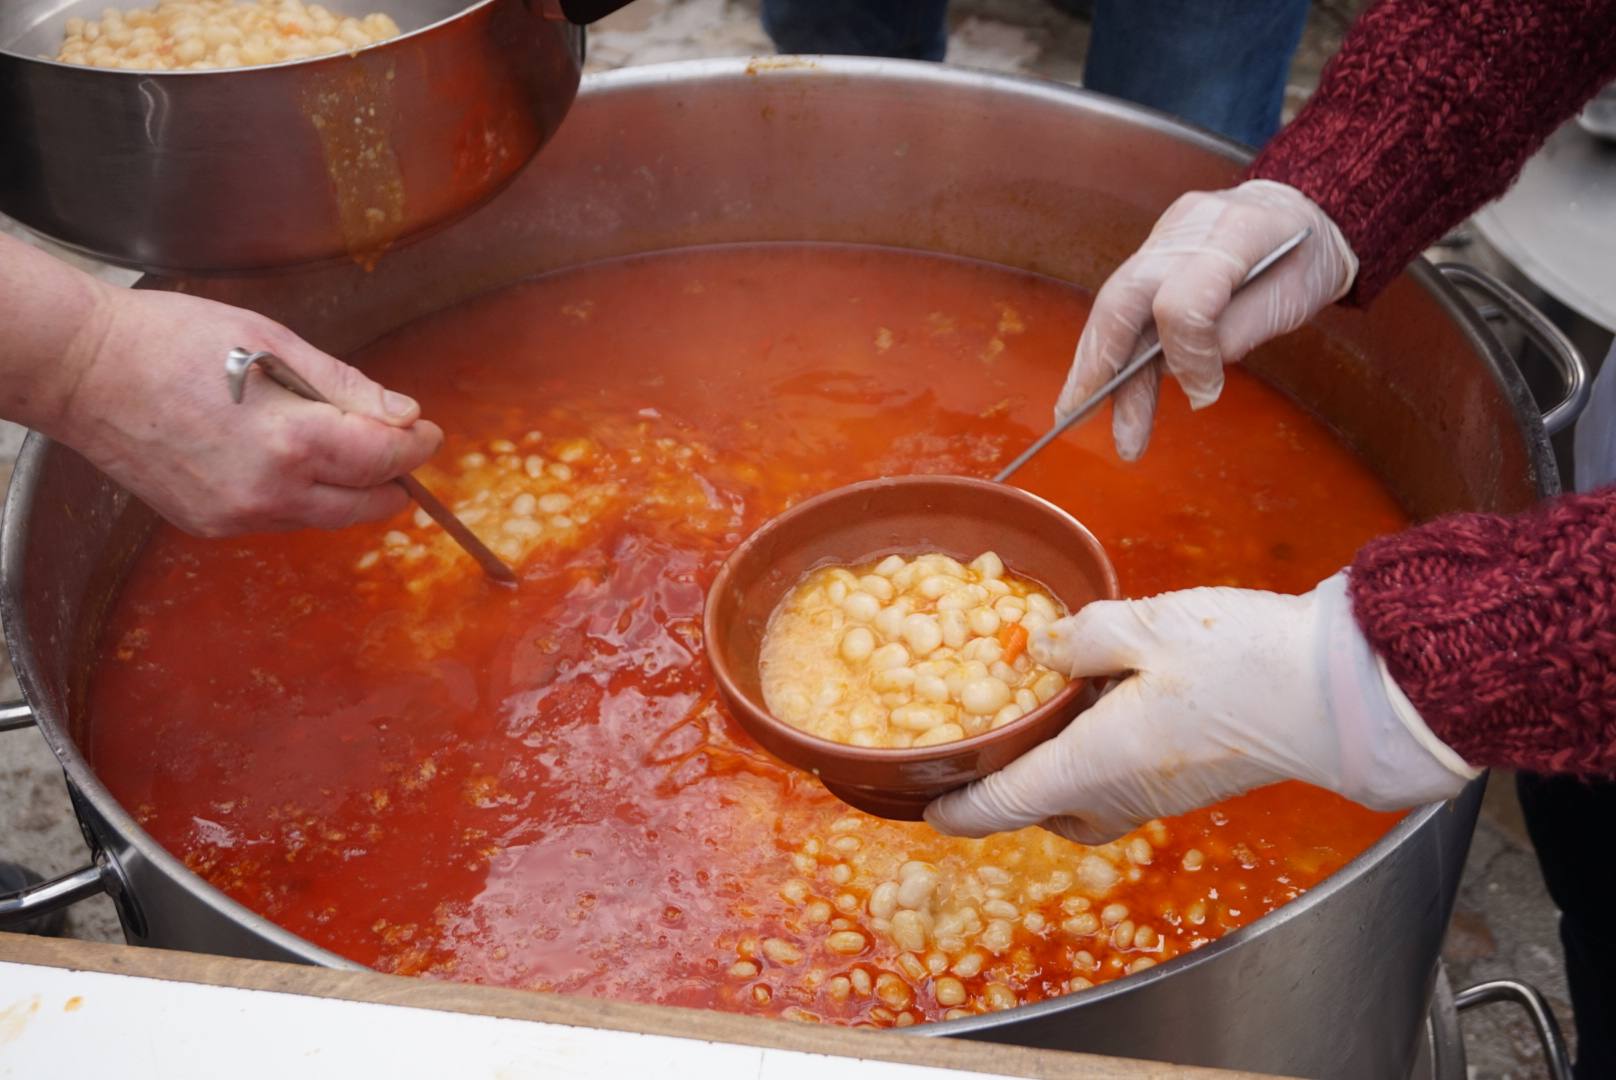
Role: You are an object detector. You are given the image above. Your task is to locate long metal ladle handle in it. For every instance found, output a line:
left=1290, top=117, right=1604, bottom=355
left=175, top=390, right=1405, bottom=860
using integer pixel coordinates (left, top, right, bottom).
left=225, top=348, right=518, bottom=585
left=994, top=226, right=1314, bottom=483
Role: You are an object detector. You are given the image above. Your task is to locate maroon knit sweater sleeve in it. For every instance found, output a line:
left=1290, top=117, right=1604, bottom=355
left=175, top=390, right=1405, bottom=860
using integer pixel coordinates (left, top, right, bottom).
left=1249, top=0, right=1616, bottom=302
left=1348, top=487, right=1616, bottom=776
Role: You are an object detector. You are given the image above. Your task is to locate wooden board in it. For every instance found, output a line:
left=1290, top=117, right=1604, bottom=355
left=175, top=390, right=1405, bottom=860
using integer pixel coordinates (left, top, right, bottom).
left=0, top=933, right=1293, bottom=1079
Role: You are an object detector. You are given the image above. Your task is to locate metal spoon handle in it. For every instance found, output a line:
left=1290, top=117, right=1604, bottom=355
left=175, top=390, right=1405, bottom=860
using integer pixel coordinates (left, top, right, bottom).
left=226, top=348, right=518, bottom=585
left=993, top=226, right=1314, bottom=483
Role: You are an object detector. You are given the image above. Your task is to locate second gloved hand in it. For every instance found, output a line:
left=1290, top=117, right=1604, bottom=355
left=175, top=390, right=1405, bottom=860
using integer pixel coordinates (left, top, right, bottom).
left=1058, top=180, right=1358, bottom=461
left=925, top=574, right=1477, bottom=845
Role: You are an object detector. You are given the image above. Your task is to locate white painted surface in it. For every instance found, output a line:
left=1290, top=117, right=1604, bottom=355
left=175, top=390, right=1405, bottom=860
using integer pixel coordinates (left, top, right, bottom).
left=0, top=961, right=1013, bottom=1080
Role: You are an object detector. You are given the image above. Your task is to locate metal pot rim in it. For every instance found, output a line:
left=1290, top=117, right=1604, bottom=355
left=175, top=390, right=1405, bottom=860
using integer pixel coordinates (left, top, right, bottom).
left=0, top=0, right=501, bottom=71
left=0, top=54, right=1549, bottom=1010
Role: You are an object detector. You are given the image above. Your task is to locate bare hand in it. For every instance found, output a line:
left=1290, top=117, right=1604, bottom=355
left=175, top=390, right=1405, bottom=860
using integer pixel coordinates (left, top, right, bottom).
left=54, top=287, right=441, bottom=537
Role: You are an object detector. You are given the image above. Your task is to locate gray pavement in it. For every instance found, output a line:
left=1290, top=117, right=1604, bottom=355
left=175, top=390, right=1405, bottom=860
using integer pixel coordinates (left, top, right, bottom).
left=0, top=2, right=1577, bottom=1076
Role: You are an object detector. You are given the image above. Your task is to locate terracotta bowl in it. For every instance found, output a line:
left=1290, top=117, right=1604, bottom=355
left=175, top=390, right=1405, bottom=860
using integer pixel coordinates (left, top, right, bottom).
left=703, top=475, right=1120, bottom=820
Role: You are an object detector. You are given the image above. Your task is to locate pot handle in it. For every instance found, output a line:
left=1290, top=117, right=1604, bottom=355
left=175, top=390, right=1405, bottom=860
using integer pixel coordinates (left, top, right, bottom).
left=1454, top=978, right=1573, bottom=1080
left=0, top=699, right=34, bottom=732
left=1437, top=263, right=1591, bottom=437
left=0, top=699, right=120, bottom=929
left=530, top=0, right=639, bottom=23
left=0, top=863, right=112, bottom=927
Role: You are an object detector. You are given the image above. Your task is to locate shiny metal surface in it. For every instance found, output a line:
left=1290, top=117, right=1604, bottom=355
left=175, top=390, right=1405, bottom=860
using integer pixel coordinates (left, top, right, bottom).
left=0, top=0, right=596, bottom=273
left=1455, top=980, right=1574, bottom=1080
left=0, top=698, right=34, bottom=732
left=225, top=348, right=518, bottom=583
left=1436, top=264, right=1592, bottom=436
left=1472, top=121, right=1616, bottom=333
left=995, top=227, right=1311, bottom=482
left=1409, top=966, right=1467, bottom=1080
left=0, top=60, right=1562, bottom=1078
left=0, top=862, right=108, bottom=926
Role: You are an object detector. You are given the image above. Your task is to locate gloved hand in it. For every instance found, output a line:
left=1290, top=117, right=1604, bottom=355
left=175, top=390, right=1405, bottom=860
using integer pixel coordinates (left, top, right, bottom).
left=1058, top=180, right=1359, bottom=461
left=58, top=287, right=442, bottom=537
left=925, top=574, right=1477, bottom=845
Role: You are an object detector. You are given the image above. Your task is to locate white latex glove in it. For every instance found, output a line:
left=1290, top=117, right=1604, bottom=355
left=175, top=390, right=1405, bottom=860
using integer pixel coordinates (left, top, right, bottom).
left=1058, top=180, right=1359, bottom=461
left=925, top=574, right=1477, bottom=844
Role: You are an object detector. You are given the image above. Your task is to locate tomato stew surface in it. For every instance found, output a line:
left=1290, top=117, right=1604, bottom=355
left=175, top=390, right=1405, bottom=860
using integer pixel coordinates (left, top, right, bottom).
left=89, top=244, right=1404, bottom=1026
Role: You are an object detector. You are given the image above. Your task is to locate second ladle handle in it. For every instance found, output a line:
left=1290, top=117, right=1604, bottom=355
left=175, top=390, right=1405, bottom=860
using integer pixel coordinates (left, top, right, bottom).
left=993, top=226, right=1314, bottom=483
left=225, top=348, right=518, bottom=585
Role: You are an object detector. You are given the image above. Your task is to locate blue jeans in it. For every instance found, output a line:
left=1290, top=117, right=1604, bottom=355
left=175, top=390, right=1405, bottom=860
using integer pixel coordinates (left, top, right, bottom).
left=760, top=0, right=1310, bottom=147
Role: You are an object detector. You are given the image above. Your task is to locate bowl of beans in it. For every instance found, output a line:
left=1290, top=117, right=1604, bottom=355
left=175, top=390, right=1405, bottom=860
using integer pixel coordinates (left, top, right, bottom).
left=0, top=0, right=632, bottom=273
left=704, top=475, right=1119, bottom=820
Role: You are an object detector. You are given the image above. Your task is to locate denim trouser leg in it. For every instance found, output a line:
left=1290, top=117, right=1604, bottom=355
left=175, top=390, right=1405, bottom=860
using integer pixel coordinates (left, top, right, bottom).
left=1084, top=0, right=1311, bottom=147
left=761, top=0, right=950, bottom=62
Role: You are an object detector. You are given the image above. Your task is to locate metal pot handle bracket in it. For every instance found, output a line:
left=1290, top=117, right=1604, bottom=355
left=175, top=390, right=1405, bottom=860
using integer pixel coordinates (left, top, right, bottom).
left=1437, top=262, right=1592, bottom=436
left=1455, top=979, right=1574, bottom=1080
left=0, top=699, right=133, bottom=931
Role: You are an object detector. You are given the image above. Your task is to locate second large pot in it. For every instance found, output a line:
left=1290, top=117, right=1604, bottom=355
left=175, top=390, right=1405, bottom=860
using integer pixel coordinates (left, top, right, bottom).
left=0, top=59, right=1581, bottom=1079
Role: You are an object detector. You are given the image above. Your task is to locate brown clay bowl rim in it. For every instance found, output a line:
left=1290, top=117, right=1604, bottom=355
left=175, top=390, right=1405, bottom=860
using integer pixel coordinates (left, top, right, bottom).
left=703, top=474, right=1121, bottom=767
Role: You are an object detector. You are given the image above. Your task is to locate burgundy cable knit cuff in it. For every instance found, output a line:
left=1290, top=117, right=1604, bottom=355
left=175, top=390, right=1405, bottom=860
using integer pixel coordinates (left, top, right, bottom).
left=1348, top=487, right=1616, bottom=777
left=1249, top=0, right=1616, bottom=305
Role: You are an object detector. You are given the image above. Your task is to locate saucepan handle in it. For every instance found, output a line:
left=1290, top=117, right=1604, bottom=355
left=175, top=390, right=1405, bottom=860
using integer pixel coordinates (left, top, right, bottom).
left=559, top=0, right=638, bottom=21
left=1454, top=978, right=1573, bottom=1080
left=0, top=699, right=33, bottom=733
left=0, top=699, right=115, bottom=929
left=529, top=0, right=639, bottom=23
left=1437, top=262, right=1591, bottom=436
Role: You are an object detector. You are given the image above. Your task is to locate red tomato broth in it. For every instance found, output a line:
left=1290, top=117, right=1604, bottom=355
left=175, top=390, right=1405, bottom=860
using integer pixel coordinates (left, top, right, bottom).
left=87, top=243, right=1403, bottom=1025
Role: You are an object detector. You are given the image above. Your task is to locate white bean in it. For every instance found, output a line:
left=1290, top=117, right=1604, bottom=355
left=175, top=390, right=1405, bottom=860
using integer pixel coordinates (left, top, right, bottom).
left=913, top=722, right=965, bottom=747
left=970, top=551, right=1005, bottom=579
left=994, top=597, right=1026, bottom=623
left=873, top=605, right=907, bottom=642
left=843, top=592, right=881, bottom=623
left=859, top=575, right=895, bottom=601
left=872, top=667, right=916, bottom=693
left=1033, top=671, right=1066, bottom=703
left=961, top=677, right=1011, bottom=716
left=869, top=881, right=900, bottom=919
left=873, top=555, right=907, bottom=577
left=870, top=642, right=910, bottom=670
left=902, top=613, right=943, bottom=656
left=840, top=627, right=876, bottom=663
left=888, top=704, right=940, bottom=731
left=990, top=703, right=1024, bottom=729
left=968, top=606, right=1001, bottom=637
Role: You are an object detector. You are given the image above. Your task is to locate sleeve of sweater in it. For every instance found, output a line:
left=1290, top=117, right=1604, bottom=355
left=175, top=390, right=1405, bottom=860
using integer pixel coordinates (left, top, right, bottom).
left=1249, top=0, right=1616, bottom=302
left=1348, top=486, right=1616, bottom=777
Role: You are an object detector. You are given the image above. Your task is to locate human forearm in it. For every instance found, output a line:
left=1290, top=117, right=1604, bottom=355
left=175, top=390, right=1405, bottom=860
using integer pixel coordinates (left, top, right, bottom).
left=0, top=231, right=113, bottom=437
left=1350, top=486, right=1616, bottom=776
left=0, top=230, right=443, bottom=536
left=1251, top=0, right=1616, bottom=302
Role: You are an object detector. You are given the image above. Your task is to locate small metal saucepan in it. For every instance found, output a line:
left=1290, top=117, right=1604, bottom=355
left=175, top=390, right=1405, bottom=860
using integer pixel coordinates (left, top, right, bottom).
left=0, top=0, right=632, bottom=274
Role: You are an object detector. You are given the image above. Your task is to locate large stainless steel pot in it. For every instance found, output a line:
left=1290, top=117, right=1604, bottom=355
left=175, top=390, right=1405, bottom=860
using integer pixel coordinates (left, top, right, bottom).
left=0, top=60, right=1590, bottom=1079
left=0, top=0, right=629, bottom=274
